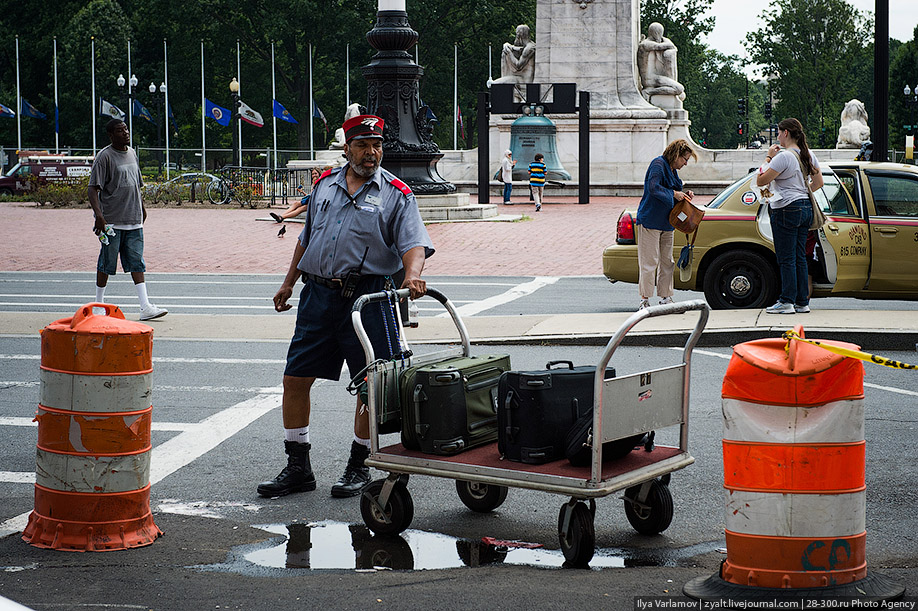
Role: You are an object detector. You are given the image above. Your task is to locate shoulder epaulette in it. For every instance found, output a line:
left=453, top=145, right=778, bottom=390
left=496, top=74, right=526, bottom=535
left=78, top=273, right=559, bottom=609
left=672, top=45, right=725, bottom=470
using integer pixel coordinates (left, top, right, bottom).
left=389, top=177, right=413, bottom=197
left=316, top=168, right=334, bottom=185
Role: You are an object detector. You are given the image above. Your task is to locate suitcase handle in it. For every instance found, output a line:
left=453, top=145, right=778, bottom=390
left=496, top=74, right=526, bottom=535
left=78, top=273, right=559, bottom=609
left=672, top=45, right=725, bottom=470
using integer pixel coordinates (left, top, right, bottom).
left=546, top=360, right=574, bottom=370
left=412, top=384, right=429, bottom=438
left=464, top=368, right=503, bottom=392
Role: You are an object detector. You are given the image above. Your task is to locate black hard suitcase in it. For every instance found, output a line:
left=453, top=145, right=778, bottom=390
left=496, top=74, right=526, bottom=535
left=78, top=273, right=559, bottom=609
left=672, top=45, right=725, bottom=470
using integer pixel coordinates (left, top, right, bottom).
left=497, top=361, right=615, bottom=464
left=400, top=354, right=511, bottom=455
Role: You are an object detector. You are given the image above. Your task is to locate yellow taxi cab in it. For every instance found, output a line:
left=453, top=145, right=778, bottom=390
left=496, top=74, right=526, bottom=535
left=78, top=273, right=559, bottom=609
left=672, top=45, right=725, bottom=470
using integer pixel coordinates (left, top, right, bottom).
left=602, top=162, right=918, bottom=309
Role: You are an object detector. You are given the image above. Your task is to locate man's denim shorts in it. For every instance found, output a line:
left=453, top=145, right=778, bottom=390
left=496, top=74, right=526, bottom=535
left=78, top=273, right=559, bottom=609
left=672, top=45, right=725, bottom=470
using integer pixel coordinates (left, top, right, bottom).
left=284, top=275, right=401, bottom=381
left=97, top=228, right=146, bottom=275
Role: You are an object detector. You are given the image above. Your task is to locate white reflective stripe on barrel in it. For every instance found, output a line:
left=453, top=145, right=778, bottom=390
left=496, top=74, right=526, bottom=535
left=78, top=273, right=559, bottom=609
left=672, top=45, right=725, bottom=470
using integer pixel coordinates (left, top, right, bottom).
left=40, top=369, right=152, bottom=413
left=725, top=489, right=866, bottom=537
left=35, top=449, right=151, bottom=493
left=723, top=398, right=864, bottom=444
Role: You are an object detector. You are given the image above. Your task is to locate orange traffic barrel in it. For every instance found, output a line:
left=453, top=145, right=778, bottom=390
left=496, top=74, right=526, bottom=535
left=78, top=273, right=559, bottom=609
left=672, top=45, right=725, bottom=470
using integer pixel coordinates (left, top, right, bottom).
left=22, top=303, right=163, bottom=552
left=685, top=326, right=903, bottom=602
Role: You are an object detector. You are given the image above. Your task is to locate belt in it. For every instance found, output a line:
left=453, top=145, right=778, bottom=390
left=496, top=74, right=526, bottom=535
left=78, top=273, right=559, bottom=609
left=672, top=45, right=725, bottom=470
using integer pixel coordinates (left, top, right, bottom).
left=302, top=272, right=345, bottom=288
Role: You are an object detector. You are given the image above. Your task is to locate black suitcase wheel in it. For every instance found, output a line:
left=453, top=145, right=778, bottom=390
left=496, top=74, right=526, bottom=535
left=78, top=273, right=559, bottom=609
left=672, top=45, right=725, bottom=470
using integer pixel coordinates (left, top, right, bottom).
left=623, top=479, right=674, bottom=535
left=455, top=480, right=508, bottom=513
left=360, top=479, right=414, bottom=536
left=557, top=501, right=595, bottom=567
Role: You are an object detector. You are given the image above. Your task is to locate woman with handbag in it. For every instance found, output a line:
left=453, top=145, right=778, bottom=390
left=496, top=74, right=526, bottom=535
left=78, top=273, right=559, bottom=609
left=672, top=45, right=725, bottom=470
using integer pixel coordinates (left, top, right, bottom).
left=756, top=118, right=824, bottom=314
left=635, top=139, right=696, bottom=310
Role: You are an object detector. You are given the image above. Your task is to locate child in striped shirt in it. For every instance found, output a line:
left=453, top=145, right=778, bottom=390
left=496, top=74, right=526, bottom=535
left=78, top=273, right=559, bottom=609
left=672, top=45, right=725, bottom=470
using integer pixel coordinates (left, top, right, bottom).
left=528, top=153, right=547, bottom=212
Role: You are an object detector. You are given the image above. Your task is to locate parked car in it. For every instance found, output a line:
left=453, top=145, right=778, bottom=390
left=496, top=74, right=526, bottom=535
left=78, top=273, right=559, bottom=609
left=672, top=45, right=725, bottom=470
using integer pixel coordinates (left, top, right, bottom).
left=602, top=161, right=918, bottom=309
left=0, top=155, right=94, bottom=195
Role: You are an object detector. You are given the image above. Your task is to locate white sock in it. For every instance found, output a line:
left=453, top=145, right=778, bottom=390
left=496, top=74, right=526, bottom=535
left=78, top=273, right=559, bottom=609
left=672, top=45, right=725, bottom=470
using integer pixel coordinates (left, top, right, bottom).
left=285, top=426, right=309, bottom=443
left=95, top=286, right=106, bottom=303
left=135, top=282, right=151, bottom=309
left=353, top=435, right=370, bottom=448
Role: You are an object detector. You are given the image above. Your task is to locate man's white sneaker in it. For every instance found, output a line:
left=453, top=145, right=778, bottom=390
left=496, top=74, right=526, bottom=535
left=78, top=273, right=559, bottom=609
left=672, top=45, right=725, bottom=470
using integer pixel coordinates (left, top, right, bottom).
left=638, top=299, right=650, bottom=311
left=765, top=301, right=795, bottom=314
left=794, top=304, right=811, bottom=313
left=139, top=304, right=168, bottom=321
left=659, top=297, right=674, bottom=305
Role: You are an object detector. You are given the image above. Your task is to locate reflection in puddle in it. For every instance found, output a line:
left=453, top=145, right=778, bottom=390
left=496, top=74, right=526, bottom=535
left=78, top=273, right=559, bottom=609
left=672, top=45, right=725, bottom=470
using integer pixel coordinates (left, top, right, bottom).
left=243, top=521, right=627, bottom=571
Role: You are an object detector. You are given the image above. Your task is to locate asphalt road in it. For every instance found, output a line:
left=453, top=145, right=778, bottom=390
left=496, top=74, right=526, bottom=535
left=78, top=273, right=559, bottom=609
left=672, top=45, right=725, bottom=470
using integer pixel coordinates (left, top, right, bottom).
left=1, top=328, right=917, bottom=609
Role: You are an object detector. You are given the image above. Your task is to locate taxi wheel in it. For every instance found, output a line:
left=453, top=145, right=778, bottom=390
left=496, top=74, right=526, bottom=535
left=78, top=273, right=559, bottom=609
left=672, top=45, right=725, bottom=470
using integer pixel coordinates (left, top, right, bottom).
left=702, top=250, right=777, bottom=310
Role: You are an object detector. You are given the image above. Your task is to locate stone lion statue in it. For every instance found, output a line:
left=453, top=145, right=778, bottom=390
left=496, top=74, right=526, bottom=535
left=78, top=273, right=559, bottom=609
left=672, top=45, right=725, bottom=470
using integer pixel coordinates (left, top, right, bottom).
left=836, top=99, right=870, bottom=149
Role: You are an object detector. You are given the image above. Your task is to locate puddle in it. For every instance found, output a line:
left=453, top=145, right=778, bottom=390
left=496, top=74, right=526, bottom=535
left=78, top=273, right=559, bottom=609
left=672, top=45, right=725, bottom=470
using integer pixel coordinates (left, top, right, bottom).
left=198, top=521, right=717, bottom=575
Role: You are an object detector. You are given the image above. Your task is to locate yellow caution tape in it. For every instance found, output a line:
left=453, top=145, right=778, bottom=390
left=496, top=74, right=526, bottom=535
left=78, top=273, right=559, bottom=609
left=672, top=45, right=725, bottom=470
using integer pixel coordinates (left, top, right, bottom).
left=782, top=329, right=918, bottom=370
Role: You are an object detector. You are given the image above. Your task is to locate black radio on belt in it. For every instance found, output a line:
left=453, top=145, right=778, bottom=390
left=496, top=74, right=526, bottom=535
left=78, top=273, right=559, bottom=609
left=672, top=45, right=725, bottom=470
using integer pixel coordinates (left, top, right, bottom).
left=341, top=247, right=370, bottom=299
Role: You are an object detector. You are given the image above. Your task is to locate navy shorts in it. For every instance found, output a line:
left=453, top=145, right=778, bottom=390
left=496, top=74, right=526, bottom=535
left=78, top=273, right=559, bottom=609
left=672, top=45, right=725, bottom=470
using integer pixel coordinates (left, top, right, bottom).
left=97, top=228, right=146, bottom=275
left=284, top=275, right=401, bottom=381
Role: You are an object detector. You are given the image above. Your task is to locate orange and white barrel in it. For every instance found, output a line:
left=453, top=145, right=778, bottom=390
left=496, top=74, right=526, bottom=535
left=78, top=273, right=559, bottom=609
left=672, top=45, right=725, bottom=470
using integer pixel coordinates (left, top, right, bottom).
left=685, top=326, right=903, bottom=601
left=22, top=303, right=163, bottom=552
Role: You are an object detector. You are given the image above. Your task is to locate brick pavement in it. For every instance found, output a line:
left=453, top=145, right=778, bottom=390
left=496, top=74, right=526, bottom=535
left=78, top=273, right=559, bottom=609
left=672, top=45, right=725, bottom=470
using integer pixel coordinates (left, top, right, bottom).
left=0, top=194, right=710, bottom=276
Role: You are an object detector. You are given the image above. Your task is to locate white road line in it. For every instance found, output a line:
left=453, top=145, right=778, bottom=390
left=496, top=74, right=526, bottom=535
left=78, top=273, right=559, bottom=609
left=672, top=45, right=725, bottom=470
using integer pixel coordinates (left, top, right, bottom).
left=0, top=472, right=34, bottom=484
left=0, top=382, right=284, bottom=394
left=439, top=276, right=560, bottom=317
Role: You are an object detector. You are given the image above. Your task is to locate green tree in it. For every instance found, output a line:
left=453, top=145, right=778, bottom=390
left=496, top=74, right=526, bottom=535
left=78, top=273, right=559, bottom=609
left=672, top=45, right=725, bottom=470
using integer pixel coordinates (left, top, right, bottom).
left=890, top=27, right=918, bottom=155
left=745, top=0, right=871, bottom=147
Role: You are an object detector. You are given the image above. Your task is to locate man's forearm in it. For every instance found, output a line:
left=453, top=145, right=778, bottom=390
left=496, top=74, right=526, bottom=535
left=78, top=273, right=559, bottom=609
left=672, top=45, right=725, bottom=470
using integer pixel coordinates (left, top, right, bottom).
left=283, top=242, right=307, bottom=287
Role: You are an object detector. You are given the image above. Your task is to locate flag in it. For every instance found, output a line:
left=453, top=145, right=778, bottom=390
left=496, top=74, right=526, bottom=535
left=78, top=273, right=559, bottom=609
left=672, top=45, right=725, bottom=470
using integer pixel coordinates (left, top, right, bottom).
left=133, top=99, right=157, bottom=126
left=238, top=100, right=264, bottom=127
left=273, top=99, right=298, bottom=124
left=204, top=98, right=231, bottom=126
left=21, top=98, right=47, bottom=120
left=312, top=100, right=328, bottom=133
left=54, top=106, right=59, bottom=134
left=0, top=103, right=14, bottom=118
left=457, top=104, right=465, bottom=141
left=167, top=103, right=178, bottom=134
left=100, top=99, right=126, bottom=121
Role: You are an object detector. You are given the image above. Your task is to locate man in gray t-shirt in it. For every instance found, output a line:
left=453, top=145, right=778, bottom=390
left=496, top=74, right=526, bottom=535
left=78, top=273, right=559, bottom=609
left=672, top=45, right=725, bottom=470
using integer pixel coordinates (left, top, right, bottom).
left=87, top=119, right=167, bottom=321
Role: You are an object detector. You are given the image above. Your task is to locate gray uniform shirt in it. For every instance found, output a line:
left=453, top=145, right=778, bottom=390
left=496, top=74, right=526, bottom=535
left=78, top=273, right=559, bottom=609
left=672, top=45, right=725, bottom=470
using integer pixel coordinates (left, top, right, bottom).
left=296, top=166, right=435, bottom=277
left=89, top=145, right=144, bottom=225
left=767, top=148, right=821, bottom=209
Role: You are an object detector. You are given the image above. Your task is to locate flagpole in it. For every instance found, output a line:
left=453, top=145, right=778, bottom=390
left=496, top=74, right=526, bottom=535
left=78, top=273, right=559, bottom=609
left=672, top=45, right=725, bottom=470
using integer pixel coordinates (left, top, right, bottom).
left=488, top=44, right=492, bottom=82
left=453, top=43, right=458, bottom=150
left=127, top=39, right=133, bottom=149
left=200, top=40, right=206, bottom=172
left=53, top=37, right=59, bottom=153
left=309, top=43, right=314, bottom=161
left=164, top=38, right=170, bottom=180
left=271, top=42, right=277, bottom=173
left=15, top=35, right=21, bottom=151
left=91, top=37, right=97, bottom=155
left=346, top=43, right=350, bottom=107
left=236, top=39, right=242, bottom=166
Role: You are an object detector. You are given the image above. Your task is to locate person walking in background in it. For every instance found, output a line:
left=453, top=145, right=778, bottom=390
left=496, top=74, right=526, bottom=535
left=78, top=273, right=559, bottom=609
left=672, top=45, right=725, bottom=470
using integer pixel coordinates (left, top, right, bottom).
left=500, top=149, right=516, bottom=204
left=635, top=139, right=696, bottom=310
left=88, top=119, right=167, bottom=321
left=756, top=118, right=823, bottom=314
left=528, top=153, right=546, bottom=212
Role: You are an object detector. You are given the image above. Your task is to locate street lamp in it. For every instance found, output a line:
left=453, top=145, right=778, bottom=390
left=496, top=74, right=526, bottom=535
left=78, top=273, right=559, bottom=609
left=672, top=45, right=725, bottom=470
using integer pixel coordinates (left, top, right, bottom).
left=229, top=77, right=240, bottom=167
left=117, top=73, right=138, bottom=147
left=904, top=84, right=918, bottom=137
left=149, top=82, right=166, bottom=172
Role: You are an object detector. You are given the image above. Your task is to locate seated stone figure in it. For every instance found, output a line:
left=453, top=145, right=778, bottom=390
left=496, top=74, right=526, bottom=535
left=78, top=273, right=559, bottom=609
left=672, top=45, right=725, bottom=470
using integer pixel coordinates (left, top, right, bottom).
left=329, top=103, right=363, bottom=149
left=637, top=22, right=685, bottom=101
left=492, top=24, right=536, bottom=85
left=836, top=99, right=871, bottom=149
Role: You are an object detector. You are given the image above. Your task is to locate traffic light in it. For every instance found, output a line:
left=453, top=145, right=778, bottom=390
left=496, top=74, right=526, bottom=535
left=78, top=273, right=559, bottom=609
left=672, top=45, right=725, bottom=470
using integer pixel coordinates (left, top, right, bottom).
left=764, top=101, right=773, bottom=120
left=738, top=98, right=746, bottom=117
left=737, top=123, right=744, bottom=136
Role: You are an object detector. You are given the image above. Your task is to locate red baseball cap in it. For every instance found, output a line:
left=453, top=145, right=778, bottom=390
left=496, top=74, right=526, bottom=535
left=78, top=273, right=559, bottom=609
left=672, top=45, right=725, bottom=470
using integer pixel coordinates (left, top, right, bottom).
left=343, top=115, right=385, bottom=143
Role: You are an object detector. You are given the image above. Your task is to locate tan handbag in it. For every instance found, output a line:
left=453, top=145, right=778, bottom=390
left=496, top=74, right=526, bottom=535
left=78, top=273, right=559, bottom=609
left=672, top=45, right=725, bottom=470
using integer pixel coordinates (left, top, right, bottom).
left=669, top=198, right=704, bottom=234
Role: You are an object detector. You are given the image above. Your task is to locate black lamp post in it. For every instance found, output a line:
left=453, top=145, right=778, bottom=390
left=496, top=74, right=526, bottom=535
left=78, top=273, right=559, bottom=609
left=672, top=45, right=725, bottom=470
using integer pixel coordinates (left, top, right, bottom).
left=363, top=1, right=454, bottom=194
left=117, top=73, right=138, bottom=148
left=149, top=81, right=165, bottom=171
left=229, top=77, right=240, bottom=167
left=904, top=84, right=918, bottom=137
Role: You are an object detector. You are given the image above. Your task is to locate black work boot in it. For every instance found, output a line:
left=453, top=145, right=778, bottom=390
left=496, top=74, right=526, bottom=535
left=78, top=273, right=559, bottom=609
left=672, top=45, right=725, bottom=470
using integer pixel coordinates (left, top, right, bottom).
left=331, top=441, right=371, bottom=498
left=257, top=441, right=317, bottom=498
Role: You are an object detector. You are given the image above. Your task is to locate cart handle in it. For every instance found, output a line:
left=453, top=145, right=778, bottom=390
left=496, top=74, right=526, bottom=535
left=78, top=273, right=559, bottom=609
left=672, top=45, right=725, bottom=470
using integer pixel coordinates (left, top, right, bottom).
left=350, top=286, right=472, bottom=366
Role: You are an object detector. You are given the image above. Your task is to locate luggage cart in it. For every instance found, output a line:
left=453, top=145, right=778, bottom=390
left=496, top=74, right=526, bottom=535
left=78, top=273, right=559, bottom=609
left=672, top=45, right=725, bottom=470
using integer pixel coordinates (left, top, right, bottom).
left=351, top=288, right=709, bottom=566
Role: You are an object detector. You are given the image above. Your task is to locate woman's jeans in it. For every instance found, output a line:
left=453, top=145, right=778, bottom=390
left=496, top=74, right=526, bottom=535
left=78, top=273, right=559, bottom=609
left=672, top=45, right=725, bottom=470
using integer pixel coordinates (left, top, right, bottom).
left=769, top=199, right=813, bottom=306
left=503, top=182, right=512, bottom=203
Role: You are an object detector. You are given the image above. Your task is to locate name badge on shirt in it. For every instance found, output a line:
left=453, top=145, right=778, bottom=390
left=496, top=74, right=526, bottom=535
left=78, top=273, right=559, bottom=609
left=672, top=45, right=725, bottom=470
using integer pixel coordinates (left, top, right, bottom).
left=364, top=194, right=381, bottom=206
left=357, top=205, right=376, bottom=213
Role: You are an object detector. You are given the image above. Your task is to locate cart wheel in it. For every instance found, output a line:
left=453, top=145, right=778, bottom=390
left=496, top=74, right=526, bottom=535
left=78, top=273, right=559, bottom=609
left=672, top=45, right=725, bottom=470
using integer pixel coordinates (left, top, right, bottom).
left=557, top=501, right=595, bottom=567
left=455, top=480, right=508, bottom=513
left=360, top=479, right=414, bottom=536
left=623, top=479, right=674, bottom=535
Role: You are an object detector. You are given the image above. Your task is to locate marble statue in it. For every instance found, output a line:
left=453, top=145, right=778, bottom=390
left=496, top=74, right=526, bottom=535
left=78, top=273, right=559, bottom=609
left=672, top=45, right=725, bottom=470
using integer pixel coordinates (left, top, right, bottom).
left=637, top=22, right=685, bottom=101
left=492, top=25, right=536, bottom=85
left=329, top=103, right=363, bottom=149
left=836, top=99, right=871, bottom=149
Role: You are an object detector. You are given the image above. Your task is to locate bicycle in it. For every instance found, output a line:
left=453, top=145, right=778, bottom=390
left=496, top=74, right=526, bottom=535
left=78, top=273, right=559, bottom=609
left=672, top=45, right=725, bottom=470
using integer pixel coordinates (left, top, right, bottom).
left=206, top=170, right=260, bottom=208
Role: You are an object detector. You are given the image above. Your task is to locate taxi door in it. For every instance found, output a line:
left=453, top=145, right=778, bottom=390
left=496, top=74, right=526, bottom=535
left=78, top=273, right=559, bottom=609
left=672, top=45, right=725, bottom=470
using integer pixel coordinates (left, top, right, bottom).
left=860, top=169, right=918, bottom=292
left=814, top=169, right=869, bottom=292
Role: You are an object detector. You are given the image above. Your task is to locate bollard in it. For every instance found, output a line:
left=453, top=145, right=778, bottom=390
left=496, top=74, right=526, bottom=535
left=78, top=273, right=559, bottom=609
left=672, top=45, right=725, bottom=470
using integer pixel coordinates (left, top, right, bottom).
left=22, top=303, right=163, bottom=552
left=685, top=326, right=904, bottom=602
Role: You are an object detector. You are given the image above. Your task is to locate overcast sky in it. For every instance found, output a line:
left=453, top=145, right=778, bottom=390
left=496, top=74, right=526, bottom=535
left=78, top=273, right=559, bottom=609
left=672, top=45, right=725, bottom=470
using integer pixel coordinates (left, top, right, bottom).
left=705, top=0, right=917, bottom=76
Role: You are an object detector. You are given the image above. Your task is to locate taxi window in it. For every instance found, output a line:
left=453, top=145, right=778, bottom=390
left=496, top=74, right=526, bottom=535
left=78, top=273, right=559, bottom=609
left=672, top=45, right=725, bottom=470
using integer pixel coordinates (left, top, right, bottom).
left=813, top=172, right=854, bottom=216
left=706, top=174, right=752, bottom=209
left=865, top=172, right=918, bottom=217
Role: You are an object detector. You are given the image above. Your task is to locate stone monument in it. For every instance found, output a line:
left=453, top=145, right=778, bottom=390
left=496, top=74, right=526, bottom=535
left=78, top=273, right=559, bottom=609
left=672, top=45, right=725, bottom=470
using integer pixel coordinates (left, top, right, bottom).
left=492, top=25, right=536, bottom=85
left=329, top=103, right=362, bottom=150
left=836, top=99, right=871, bottom=149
